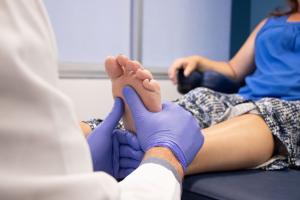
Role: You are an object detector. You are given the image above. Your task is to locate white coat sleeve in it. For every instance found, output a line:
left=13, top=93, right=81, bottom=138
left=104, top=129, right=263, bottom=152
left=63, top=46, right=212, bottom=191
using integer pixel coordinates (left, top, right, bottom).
left=119, top=160, right=181, bottom=200
left=0, top=1, right=181, bottom=200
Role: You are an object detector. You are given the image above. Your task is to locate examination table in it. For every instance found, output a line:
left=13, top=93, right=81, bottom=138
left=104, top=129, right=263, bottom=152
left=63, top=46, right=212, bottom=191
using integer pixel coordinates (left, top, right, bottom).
left=182, top=169, right=300, bottom=200
left=177, top=70, right=300, bottom=200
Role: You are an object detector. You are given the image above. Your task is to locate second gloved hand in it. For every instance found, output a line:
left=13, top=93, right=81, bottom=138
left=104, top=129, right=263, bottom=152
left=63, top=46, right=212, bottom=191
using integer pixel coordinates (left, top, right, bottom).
left=123, top=86, right=204, bottom=171
left=113, top=129, right=144, bottom=179
left=87, top=98, right=124, bottom=175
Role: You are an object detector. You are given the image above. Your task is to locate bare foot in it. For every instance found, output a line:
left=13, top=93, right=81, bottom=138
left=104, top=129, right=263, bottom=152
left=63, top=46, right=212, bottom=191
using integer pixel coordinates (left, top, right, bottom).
left=105, top=55, right=161, bottom=132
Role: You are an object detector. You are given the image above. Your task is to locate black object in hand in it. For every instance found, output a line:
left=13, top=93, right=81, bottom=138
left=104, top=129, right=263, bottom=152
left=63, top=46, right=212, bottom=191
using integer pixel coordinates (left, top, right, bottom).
left=176, top=68, right=242, bottom=94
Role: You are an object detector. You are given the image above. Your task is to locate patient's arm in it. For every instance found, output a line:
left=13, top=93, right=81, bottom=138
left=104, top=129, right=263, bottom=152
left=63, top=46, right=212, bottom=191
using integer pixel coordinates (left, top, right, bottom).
left=169, top=19, right=267, bottom=83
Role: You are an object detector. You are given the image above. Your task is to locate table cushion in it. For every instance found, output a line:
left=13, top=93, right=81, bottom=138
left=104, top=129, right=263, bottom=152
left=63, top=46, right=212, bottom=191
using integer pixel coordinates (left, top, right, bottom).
left=182, top=169, right=300, bottom=200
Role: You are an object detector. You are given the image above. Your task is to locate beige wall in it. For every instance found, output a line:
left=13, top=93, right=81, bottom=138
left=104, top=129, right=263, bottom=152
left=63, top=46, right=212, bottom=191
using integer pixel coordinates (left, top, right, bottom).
left=59, top=79, right=181, bottom=121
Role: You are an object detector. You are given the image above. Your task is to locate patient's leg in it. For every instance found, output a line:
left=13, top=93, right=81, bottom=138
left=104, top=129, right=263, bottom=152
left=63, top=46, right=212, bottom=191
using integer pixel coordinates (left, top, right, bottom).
left=105, top=55, right=161, bottom=132
left=105, top=56, right=275, bottom=173
left=186, top=114, right=275, bottom=175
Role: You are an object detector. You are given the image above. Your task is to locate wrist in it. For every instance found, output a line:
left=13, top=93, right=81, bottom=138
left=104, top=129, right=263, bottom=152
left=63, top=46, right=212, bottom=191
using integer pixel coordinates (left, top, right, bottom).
left=144, top=147, right=184, bottom=179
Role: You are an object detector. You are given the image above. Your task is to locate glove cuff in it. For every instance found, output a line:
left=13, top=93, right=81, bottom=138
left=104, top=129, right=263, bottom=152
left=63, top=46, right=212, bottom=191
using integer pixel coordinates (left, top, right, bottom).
left=148, top=142, right=187, bottom=171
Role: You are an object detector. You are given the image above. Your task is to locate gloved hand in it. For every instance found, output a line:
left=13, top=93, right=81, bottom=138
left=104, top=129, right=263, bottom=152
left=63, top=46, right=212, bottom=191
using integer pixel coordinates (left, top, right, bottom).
left=87, top=98, right=124, bottom=175
left=112, top=129, right=144, bottom=179
left=123, top=86, right=204, bottom=171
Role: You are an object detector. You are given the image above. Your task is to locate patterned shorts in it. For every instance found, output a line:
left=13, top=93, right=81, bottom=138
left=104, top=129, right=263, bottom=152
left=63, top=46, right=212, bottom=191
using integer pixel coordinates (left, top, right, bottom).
left=175, top=87, right=300, bottom=170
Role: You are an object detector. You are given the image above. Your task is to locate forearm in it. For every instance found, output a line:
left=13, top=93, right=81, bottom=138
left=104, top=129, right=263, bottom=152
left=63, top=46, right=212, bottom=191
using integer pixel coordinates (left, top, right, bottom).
left=196, top=56, right=238, bottom=80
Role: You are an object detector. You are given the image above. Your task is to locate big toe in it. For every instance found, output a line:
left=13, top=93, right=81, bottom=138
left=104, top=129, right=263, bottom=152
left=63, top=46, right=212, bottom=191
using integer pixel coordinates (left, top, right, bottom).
left=105, top=56, right=123, bottom=79
left=116, top=54, right=130, bottom=67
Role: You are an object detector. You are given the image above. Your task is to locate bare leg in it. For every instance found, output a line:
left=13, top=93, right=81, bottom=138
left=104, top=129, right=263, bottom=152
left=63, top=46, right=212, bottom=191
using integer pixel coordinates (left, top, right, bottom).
left=105, top=55, right=275, bottom=174
left=187, top=114, right=275, bottom=175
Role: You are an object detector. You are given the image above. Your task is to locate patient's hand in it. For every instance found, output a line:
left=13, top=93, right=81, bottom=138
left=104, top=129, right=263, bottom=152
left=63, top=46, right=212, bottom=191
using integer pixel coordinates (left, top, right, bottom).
left=168, top=55, right=203, bottom=84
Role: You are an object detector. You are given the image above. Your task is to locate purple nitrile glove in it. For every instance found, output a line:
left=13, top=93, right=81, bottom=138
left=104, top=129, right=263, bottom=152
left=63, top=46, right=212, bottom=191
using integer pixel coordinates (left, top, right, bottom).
left=123, top=86, right=204, bottom=171
left=112, top=129, right=144, bottom=179
left=87, top=98, right=124, bottom=175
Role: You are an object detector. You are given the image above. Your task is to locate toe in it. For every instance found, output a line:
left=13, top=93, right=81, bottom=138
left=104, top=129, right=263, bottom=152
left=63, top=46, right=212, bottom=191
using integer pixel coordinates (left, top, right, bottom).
left=105, top=56, right=123, bottom=79
left=125, top=60, right=142, bottom=72
left=116, top=54, right=130, bottom=67
left=136, top=69, right=153, bottom=80
left=142, top=79, right=160, bottom=92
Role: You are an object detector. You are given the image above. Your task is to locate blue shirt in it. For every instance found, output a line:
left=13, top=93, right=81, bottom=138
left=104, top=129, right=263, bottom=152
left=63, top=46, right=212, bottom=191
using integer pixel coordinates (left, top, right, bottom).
left=238, top=16, right=300, bottom=101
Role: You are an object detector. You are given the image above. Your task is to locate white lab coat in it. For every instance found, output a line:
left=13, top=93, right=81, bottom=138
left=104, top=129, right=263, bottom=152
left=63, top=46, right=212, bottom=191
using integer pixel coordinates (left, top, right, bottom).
left=0, top=1, right=180, bottom=199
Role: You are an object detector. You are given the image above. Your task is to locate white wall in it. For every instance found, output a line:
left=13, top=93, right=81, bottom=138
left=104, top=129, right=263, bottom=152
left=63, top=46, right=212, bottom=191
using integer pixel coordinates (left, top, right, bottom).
left=59, top=79, right=181, bottom=121
left=43, top=0, right=131, bottom=63
left=51, top=0, right=233, bottom=121
left=44, top=0, right=232, bottom=68
left=142, top=0, right=232, bottom=67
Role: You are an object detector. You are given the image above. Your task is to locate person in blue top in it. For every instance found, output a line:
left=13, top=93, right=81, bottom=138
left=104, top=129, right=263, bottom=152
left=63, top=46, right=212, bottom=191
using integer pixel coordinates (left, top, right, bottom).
left=167, top=0, right=300, bottom=173
left=99, top=0, right=299, bottom=178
